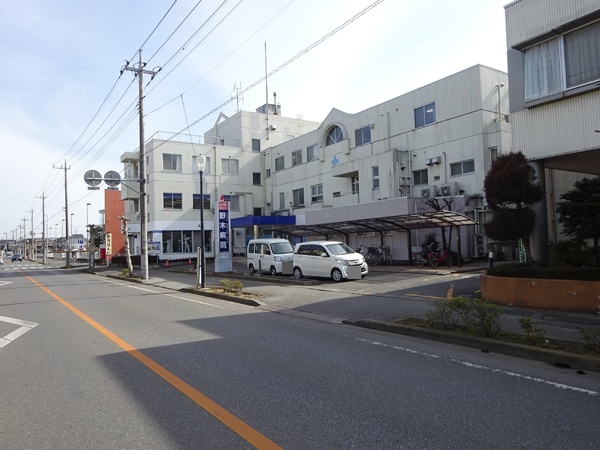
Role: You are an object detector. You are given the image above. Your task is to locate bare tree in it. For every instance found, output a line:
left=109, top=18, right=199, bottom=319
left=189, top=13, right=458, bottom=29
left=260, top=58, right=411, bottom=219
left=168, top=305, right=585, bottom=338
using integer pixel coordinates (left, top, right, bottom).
left=422, top=193, right=462, bottom=252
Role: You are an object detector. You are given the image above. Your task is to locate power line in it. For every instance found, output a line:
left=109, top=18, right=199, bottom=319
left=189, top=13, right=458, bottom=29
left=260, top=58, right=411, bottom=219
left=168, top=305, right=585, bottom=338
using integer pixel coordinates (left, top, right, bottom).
left=153, top=0, right=385, bottom=148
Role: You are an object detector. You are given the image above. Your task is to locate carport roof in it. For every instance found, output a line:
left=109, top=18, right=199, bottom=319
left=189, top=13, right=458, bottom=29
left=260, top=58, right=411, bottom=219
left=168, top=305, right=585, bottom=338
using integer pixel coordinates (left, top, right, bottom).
left=234, top=210, right=477, bottom=238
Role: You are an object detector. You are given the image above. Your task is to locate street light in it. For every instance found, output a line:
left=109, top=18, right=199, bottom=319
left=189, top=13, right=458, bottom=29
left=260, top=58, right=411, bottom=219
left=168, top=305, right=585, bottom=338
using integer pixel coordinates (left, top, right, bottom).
left=197, top=154, right=206, bottom=288
left=86, top=203, right=92, bottom=270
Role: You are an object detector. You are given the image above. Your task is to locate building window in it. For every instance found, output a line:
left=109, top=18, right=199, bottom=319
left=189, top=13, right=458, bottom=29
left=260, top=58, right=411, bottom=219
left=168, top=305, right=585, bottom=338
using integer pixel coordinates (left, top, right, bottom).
left=489, top=147, right=498, bottom=166
left=265, top=168, right=271, bottom=178
left=355, top=126, right=371, bottom=146
left=351, top=176, right=359, bottom=194
left=292, top=188, right=304, bottom=206
left=326, top=125, right=344, bottom=146
left=221, top=158, right=239, bottom=175
left=307, top=144, right=320, bottom=161
left=222, top=195, right=240, bottom=211
left=413, top=169, right=428, bottom=186
left=450, top=159, right=475, bottom=176
left=565, top=21, right=600, bottom=87
left=253, top=172, right=261, bottom=185
left=275, top=156, right=285, bottom=171
left=524, top=38, right=562, bottom=100
left=252, top=139, right=261, bottom=152
left=524, top=20, right=600, bottom=100
left=162, top=153, right=182, bottom=171
left=311, top=184, right=323, bottom=203
left=414, top=102, right=436, bottom=128
left=163, top=193, right=182, bottom=210
left=279, top=192, right=285, bottom=210
left=192, top=155, right=211, bottom=174
left=193, top=194, right=210, bottom=210
left=372, top=166, right=380, bottom=189
left=292, top=149, right=303, bottom=166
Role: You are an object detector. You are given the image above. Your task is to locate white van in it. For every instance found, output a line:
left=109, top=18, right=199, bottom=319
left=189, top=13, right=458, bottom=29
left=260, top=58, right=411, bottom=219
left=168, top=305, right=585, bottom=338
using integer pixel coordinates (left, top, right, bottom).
left=247, top=238, right=294, bottom=276
left=293, top=241, right=368, bottom=282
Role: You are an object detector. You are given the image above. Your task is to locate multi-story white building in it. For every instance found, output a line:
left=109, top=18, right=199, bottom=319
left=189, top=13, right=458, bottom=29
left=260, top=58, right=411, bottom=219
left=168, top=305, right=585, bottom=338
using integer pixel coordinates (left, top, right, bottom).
left=120, top=107, right=321, bottom=260
left=505, top=0, right=600, bottom=262
left=121, top=64, right=510, bottom=262
left=262, top=64, right=509, bottom=261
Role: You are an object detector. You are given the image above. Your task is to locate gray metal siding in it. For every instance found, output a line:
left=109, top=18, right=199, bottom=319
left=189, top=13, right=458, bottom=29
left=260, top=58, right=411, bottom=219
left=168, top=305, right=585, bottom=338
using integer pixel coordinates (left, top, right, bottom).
left=506, top=0, right=599, bottom=47
left=511, top=91, right=600, bottom=159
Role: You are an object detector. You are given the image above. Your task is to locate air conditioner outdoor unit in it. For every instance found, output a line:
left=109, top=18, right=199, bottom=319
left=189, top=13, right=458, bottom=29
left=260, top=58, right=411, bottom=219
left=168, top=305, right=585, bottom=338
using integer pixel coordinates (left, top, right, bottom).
left=440, top=182, right=459, bottom=197
left=421, top=187, right=431, bottom=198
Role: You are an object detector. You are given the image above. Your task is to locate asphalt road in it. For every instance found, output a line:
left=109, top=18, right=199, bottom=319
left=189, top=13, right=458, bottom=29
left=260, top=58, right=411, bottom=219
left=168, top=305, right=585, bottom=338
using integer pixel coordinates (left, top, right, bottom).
left=1, top=262, right=599, bottom=449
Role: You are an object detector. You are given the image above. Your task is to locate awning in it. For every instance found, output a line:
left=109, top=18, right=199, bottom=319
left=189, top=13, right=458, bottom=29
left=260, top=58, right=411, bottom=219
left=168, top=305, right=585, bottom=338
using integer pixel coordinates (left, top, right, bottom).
left=232, top=210, right=476, bottom=238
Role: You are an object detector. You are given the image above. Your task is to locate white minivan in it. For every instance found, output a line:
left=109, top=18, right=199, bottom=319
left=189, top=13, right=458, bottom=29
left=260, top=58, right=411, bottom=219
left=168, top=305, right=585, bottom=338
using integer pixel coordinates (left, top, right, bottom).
left=247, top=238, right=294, bottom=276
left=293, top=241, right=368, bottom=282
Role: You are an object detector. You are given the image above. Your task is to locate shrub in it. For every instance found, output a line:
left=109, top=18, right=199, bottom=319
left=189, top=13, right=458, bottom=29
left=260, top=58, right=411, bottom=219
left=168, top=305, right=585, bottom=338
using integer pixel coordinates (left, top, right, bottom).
left=576, top=327, right=600, bottom=352
left=461, top=299, right=504, bottom=337
left=219, top=279, right=243, bottom=293
left=518, top=318, right=547, bottom=343
left=549, top=239, right=595, bottom=268
left=487, top=263, right=600, bottom=281
left=425, top=297, right=504, bottom=337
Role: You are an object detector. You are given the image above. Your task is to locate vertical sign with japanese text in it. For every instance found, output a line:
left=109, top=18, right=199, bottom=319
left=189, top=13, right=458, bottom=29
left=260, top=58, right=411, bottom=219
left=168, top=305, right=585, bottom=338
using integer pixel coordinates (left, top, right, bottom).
left=218, top=200, right=230, bottom=253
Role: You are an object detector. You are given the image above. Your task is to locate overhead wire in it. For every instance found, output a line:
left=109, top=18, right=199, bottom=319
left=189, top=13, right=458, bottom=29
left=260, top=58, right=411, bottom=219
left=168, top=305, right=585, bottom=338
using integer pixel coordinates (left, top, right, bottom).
left=153, top=0, right=385, bottom=149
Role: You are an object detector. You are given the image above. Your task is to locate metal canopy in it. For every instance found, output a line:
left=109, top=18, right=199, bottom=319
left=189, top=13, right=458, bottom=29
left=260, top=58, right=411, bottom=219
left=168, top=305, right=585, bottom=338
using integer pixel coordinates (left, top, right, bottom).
left=271, top=210, right=477, bottom=238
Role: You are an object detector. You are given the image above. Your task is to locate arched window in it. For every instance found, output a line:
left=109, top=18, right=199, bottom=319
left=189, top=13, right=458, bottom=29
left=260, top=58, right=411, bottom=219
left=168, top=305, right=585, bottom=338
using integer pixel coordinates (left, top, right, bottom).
left=326, top=126, right=344, bottom=146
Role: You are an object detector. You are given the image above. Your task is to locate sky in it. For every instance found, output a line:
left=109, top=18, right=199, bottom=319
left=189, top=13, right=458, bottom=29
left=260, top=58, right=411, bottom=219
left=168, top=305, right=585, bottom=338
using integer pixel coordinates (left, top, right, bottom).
left=0, top=0, right=509, bottom=242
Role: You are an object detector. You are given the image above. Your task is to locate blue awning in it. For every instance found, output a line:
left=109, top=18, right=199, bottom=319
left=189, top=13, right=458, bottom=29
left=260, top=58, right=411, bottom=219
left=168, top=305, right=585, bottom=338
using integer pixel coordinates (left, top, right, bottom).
left=231, top=215, right=296, bottom=228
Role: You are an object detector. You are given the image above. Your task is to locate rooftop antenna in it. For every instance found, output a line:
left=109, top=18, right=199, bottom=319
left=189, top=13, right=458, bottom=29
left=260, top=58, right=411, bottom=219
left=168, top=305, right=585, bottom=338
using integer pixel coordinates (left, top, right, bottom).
left=232, top=82, right=243, bottom=112
left=265, top=41, right=269, bottom=140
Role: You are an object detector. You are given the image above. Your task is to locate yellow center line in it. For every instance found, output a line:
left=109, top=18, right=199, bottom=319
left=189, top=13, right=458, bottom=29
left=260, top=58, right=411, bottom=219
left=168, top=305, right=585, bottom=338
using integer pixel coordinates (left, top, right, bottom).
left=22, top=271, right=282, bottom=450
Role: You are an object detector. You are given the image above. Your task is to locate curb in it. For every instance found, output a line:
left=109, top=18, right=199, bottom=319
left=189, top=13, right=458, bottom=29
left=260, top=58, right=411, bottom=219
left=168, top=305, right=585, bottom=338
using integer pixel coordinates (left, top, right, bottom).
left=345, top=319, right=600, bottom=373
left=103, top=273, right=263, bottom=307
left=180, top=288, right=263, bottom=307
left=168, top=268, right=320, bottom=285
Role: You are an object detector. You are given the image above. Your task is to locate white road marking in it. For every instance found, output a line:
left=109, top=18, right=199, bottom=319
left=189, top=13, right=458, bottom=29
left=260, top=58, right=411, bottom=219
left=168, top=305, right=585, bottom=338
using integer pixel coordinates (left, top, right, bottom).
left=165, top=293, right=225, bottom=308
left=101, top=279, right=224, bottom=308
left=0, top=316, right=39, bottom=348
left=0, top=281, right=13, bottom=286
left=127, top=286, right=161, bottom=293
left=355, top=337, right=598, bottom=396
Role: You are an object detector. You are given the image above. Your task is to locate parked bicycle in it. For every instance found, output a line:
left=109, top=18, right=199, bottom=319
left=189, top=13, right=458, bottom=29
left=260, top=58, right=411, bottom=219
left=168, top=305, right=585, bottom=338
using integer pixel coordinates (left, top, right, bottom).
left=411, top=250, right=427, bottom=267
left=425, top=243, right=452, bottom=268
left=362, top=245, right=393, bottom=266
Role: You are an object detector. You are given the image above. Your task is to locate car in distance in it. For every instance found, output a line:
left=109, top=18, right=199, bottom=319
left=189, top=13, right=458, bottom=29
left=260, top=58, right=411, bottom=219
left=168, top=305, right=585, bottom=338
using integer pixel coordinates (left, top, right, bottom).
left=11, top=254, right=23, bottom=261
left=293, top=241, right=368, bottom=282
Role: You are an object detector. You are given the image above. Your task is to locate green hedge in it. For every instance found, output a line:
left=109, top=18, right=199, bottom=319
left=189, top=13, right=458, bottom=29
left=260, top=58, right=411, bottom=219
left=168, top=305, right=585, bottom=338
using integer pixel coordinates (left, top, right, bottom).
left=487, top=263, right=600, bottom=281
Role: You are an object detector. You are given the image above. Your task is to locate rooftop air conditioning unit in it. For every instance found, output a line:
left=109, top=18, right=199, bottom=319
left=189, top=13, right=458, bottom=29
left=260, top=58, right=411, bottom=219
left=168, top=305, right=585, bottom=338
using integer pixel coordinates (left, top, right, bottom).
left=440, top=182, right=459, bottom=197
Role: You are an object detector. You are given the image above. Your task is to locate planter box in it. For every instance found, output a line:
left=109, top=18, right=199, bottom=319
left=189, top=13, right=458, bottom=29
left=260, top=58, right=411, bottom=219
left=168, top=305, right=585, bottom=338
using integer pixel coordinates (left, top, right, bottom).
left=481, top=274, right=600, bottom=313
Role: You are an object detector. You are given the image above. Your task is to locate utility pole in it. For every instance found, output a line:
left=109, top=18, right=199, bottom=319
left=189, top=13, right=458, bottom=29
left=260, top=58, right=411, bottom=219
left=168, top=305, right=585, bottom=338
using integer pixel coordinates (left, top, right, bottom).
left=29, top=209, right=34, bottom=260
left=122, top=50, right=159, bottom=280
left=54, top=161, right=71, bottom=267
left=22, top=217, right=26, bottom=257
left=36, top=193, right=46, bottom=264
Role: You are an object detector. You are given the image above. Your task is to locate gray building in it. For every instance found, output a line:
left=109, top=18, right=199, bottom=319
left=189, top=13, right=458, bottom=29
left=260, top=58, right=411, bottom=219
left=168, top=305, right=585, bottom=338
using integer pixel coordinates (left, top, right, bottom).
left=505, top=0, right=600, bottom=261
